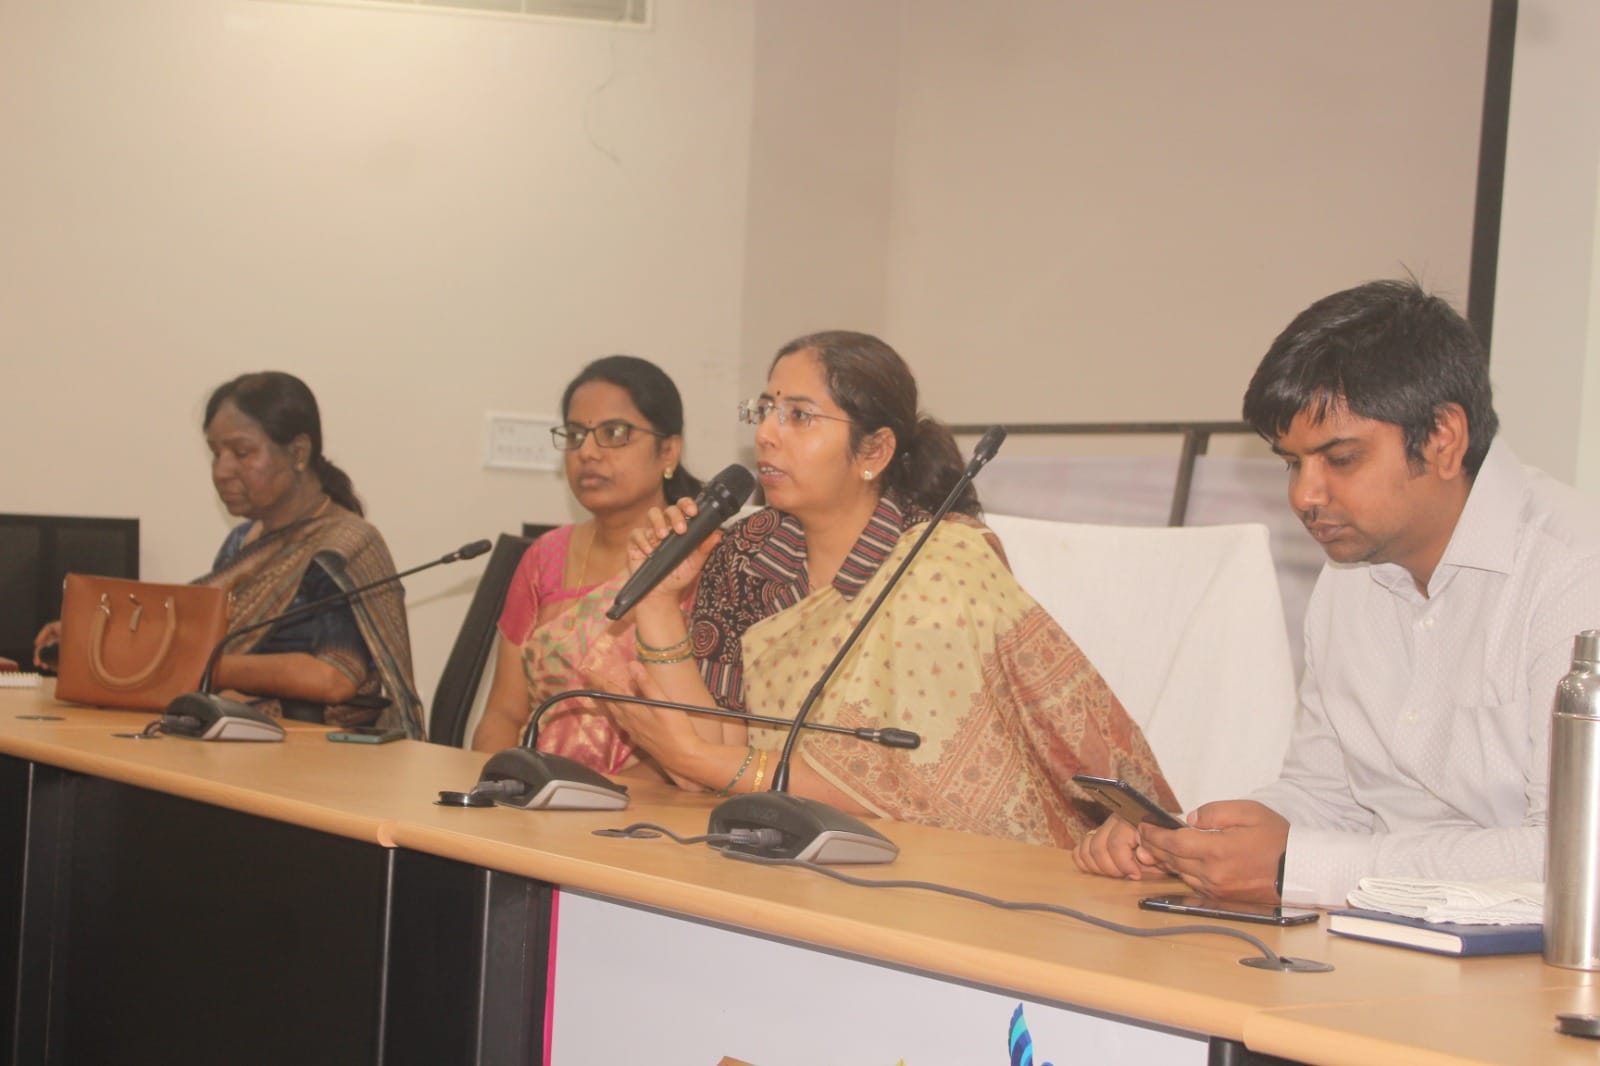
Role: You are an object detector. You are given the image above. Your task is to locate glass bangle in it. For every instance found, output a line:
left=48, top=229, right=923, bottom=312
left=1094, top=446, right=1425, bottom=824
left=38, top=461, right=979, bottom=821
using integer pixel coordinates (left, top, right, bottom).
left=635, top=633, right=691, bottom=656
left=717, top=746, right=756, bottom=797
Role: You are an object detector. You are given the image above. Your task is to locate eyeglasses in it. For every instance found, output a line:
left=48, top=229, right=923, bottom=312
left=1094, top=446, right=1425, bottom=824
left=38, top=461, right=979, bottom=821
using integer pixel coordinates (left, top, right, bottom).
left=737, top=399, right=852, bottom=431
left=550, top=420, right=664, bottom=451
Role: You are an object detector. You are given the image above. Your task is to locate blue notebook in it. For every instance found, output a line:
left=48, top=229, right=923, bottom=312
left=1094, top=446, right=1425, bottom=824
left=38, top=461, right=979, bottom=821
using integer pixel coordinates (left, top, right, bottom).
left=1327, top=907, right=1542, bottom=957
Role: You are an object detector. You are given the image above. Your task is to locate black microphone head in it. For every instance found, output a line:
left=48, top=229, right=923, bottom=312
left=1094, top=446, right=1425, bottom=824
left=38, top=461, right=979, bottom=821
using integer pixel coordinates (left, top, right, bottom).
left=606, top=466, right=755, bottom=622
left=458, top=539, right=493, bottom=561
left=971, top=426, right=1007, bottom=469
left=700, top=464, right=757, bottom=520
left=876, top=728, right=922, bottom=750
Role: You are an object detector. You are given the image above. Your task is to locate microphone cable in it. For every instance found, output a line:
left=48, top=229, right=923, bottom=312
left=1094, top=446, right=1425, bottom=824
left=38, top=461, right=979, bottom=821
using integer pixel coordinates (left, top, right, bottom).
left=591, top=822, right=1302, bottom=968
left=594, top=822, right=784, bottom=849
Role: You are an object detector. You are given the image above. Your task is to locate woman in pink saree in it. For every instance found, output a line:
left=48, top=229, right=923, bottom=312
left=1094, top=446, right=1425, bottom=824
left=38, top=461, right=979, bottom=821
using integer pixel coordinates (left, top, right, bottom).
left=470, top=356, right=699, bottom=778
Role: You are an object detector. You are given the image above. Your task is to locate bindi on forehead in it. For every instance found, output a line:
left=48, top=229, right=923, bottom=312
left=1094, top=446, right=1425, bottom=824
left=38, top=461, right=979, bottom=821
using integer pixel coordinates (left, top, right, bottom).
left=761, top=389, right=823, bottom=405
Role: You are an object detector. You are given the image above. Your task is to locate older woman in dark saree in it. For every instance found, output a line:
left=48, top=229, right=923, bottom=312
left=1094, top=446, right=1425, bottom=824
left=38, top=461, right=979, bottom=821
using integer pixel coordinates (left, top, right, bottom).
left=38, top=372, right=419, bottom=731
left=194, top=372, right=419, bottom=733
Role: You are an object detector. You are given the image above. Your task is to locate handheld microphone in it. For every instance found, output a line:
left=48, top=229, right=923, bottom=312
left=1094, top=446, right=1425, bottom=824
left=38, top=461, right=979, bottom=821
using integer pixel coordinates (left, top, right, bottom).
left=462, top=688, right=922, bottom=812
left=160, top=538, right=491, bottom=742
left=606, top=465, right=756, bottom=621
left=708, top=426, right=1008, bottom=863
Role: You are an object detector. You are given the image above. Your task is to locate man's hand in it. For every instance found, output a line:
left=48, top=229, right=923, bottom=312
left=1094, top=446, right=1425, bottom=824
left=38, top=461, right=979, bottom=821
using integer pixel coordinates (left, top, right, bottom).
left=1136, top=800, right=1289, bottom=903
left=1072, top=815, right=1168, bottom=881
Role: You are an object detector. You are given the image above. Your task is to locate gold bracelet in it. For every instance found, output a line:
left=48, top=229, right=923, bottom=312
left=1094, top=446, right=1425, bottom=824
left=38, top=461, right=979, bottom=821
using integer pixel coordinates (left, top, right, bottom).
left=716, top=745, right=756, bottom=797
left=635, top=638, right=692, bottom=664
left=747, top=748, right=769, bottom=793
left=636, top=636, right=693, bottom=665
left=635, top=632, right=691, bottom=656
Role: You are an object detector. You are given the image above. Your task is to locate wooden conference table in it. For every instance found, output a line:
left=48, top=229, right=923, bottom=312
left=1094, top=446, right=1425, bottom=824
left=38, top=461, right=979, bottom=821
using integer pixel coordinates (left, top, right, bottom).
left=1, top=682, right=1596, bottom=1065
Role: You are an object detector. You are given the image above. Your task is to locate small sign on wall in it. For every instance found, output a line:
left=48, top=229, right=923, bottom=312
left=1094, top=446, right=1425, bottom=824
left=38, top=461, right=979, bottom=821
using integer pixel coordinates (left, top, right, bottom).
left=485, top=412, right=560, bottom=472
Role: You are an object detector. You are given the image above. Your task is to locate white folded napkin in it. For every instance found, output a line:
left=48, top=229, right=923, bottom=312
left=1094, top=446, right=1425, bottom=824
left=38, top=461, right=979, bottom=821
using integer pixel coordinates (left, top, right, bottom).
left=1345, top=877, right=1544, bottom=925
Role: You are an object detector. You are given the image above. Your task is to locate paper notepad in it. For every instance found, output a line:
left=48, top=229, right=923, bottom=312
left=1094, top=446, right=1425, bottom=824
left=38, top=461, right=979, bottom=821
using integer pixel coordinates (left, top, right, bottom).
left=1327, top=908, right=1543, bottom=956
left=0, top=672, right=41, bottom=688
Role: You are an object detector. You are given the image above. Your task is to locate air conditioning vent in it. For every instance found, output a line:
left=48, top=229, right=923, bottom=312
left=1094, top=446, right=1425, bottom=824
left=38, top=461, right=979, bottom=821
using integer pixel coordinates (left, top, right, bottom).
left=262, top=0, right=647, bottom=27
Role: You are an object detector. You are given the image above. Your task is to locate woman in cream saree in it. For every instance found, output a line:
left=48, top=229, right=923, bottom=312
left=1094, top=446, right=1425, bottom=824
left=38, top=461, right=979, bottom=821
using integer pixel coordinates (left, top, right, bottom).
left=729, top=514, right=1174, bottom=847
left=605, top=332, right=1177, bottom=848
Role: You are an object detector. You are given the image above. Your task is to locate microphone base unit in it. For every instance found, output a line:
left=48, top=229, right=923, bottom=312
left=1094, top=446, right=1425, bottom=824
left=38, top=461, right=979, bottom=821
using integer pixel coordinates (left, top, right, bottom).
left=477, top=747, right=630, bottom=811
left=161, top=693, right=287, bottom=742
left=708, top=792, right=898, bottom=865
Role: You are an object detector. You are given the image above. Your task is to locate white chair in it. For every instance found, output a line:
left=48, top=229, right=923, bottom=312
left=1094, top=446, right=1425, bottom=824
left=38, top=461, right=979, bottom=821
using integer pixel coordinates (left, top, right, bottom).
left=984, top=513, right=1297, bottom=810
left=980, top=454, right=1323, bottom=678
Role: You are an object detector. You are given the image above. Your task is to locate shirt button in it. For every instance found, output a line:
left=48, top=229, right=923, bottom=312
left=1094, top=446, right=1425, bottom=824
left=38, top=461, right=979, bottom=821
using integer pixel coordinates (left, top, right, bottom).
left=1420, top=616, right=1435, bottom=630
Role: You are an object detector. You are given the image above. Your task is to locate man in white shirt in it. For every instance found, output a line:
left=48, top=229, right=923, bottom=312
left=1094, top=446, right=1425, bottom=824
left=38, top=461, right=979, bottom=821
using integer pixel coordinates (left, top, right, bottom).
left=1072, top=279, right=1600, bottom=905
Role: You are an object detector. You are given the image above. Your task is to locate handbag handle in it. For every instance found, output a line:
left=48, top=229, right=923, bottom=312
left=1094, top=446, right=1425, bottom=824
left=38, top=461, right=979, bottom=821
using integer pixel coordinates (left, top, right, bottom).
left=88, top=594, right=179, bottom=689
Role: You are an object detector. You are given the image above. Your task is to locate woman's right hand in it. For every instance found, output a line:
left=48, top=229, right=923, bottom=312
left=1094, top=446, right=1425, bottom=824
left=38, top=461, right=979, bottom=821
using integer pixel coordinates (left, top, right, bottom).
left=33, top=620, right=62, bottom=669
left=592, top=661, right=713, bottom=792
left=625, top=497, right=720, bottom=610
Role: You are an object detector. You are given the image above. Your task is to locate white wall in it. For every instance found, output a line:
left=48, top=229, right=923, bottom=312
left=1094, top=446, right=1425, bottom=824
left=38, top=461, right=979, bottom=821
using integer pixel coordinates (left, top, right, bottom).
left=737, top=2, right=899, bottom=403
left=0, top=0, right=755, bottom=703
left=1583, top=156, right=1600, bottom=490
left=882, top=0, right=1487, bottom=433
left=1493, top=0, right=1600, bottom=487
left=2, top=0, right=1509, bottom=717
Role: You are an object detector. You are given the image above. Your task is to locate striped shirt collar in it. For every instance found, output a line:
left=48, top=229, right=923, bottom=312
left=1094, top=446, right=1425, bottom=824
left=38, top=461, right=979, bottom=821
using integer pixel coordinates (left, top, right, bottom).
left=750, top=495, right=911, bottom=601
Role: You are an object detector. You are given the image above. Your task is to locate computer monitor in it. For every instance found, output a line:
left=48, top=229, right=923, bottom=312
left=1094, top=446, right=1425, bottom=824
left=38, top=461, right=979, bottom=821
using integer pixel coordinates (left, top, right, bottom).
left=0, top=514, right=139, bottom=666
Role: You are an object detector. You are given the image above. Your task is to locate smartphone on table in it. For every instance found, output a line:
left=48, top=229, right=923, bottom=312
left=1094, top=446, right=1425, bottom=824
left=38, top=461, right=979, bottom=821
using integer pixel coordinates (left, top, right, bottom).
left=327, top=726, right=406, bottom=745
left=1139, top=893, right=1320, bottom=927
left=1071, top=774, right=1185, bottom=830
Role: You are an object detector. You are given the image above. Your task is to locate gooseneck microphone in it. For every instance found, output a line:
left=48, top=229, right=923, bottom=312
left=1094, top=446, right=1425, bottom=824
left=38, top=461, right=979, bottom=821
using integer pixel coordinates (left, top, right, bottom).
left=606, top=464, right=756, bottom=621
left=523, top=691, right=922, bottom=750
left=160, top=538, right=492, bottom=742
left=195, top=538, right=491, bottom=693
left=466, top=688, right=922, bottom=812
left=708, top=426, right=1008, bottom=864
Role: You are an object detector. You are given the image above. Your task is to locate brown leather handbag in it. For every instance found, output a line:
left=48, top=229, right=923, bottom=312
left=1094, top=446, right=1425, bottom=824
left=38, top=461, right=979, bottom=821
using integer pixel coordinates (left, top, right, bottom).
left=55, top=574, right=230, bottom=710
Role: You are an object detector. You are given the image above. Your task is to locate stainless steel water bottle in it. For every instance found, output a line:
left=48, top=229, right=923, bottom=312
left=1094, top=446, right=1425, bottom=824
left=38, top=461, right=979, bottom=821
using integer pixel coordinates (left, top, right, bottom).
left=1545, top=630, right=1600, bottom=969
